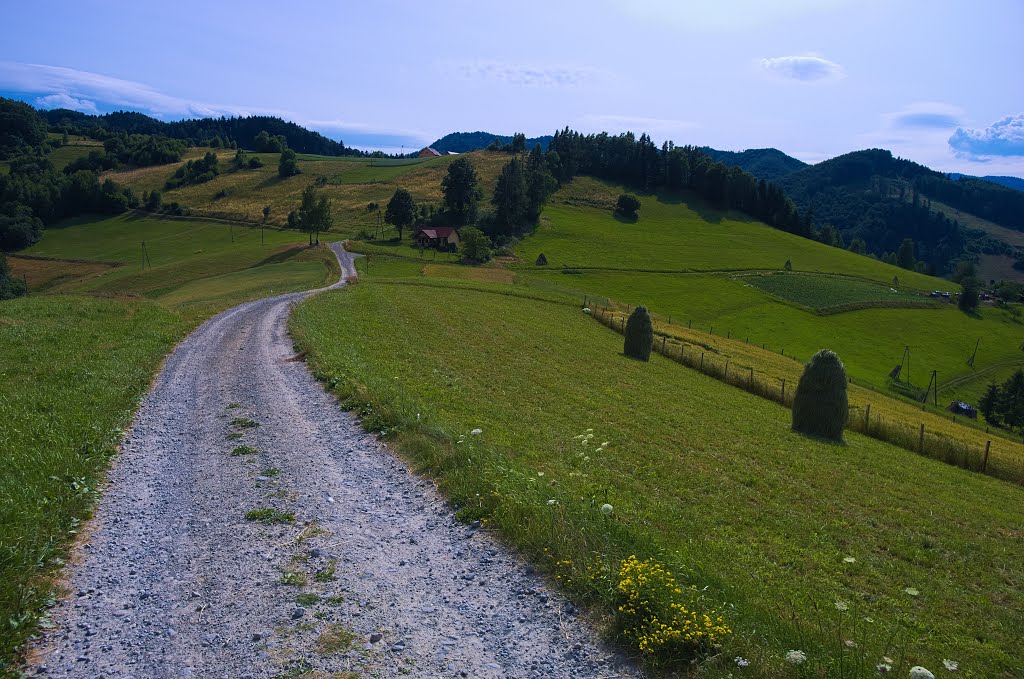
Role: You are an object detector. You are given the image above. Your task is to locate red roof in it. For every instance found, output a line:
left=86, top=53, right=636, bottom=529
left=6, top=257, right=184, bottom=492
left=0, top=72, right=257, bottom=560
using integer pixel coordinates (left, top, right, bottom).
left=416, top=227, right=456, bottom=239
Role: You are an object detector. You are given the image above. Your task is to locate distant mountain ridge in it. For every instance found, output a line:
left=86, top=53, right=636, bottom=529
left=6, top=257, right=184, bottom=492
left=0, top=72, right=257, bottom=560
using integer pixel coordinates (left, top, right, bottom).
left=947, top=173, right=1024, bottom=193
left=699, top=147, right=808, bottom=181
left=37, top=108, right=356, bottom=156
left=429, top=131, right=553, bottom=154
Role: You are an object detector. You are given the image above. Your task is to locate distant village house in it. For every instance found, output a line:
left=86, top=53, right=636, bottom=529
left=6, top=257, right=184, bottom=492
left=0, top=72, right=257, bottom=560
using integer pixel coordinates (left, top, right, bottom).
left=418, top=147, right=442, bottom=158
left=414, top=226, right=460, bottom=250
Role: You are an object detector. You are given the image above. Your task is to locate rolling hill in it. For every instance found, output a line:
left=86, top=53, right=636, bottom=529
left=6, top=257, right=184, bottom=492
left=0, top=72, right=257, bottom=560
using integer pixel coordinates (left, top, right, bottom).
left=699, top=146, right=808, bottom=181
left=429, top=131, right=553, bottom=153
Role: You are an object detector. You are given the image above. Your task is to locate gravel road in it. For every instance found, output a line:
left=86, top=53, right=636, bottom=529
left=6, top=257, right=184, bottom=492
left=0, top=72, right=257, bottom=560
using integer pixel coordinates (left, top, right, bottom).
left=29, top=243, right=637, bottom=678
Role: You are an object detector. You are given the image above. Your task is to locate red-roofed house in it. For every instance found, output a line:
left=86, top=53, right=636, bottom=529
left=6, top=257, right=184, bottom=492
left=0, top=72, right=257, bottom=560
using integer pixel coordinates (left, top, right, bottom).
left=418, top=147, right=442, bottom=158
left=414, top=226, right=460, bottom=249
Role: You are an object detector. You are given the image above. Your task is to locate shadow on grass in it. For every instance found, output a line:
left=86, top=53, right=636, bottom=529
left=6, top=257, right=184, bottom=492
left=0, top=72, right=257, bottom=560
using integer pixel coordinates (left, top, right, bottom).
left=612, top=212, right=638, bottom=225
left=790, top=427, right=847, bottom=446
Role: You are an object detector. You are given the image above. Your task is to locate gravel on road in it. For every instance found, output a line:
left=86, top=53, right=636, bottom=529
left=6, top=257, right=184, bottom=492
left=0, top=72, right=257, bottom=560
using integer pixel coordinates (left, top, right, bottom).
left=29, top=243, right=638, bottom=678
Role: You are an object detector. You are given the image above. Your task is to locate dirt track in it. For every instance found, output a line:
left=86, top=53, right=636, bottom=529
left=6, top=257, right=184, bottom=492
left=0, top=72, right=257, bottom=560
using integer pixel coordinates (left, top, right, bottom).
left=30, top=243, right=636, bottom=678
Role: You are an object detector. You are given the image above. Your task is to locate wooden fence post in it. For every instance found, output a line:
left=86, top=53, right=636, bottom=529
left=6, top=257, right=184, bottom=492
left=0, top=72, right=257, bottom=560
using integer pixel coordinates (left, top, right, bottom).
left=865, top=404, right=871, bottom=430
left=700, top=352, right=704, bottom=371
left=727, top=331, right=730, bottom=339
left=661, top=336, right=666, bottom=353
left=749, top=366, right=754, bottom=389
left=724, top=359, right=730, bottom=379
left=918, top=423, right=925, bottom=452
left=688, top=320, right=692, bottom=329
left=781, top=378, right=786, bottom=402
left=983, top=440, right=991, bottom=472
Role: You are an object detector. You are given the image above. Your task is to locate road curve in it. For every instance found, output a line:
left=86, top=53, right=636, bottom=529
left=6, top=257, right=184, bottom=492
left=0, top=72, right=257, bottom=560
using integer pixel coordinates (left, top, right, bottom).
left=29, top=243, right=636, bottom=678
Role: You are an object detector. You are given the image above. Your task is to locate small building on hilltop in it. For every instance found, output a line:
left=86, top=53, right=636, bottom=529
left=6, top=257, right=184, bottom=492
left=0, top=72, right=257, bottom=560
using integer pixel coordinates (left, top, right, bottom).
left=418, top=147, right=442, bottom=158
left=414, top=226, right=460, bottom=250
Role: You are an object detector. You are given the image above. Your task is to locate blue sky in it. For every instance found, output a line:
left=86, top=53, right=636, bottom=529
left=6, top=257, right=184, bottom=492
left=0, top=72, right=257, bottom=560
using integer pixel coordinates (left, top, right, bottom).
left=2, top=0, right=1022, bottom=174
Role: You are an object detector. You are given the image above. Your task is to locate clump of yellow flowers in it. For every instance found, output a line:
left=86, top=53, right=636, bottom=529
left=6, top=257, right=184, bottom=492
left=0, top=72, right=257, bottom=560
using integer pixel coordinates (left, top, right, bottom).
left=616, top=555, right=731, bottom=659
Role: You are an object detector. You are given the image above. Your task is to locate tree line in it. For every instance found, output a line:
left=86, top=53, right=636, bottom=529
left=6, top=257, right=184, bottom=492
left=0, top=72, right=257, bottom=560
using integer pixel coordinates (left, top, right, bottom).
left=38, top=108, right=361, bottom=157
left=547, top=128, right=807, bottom=236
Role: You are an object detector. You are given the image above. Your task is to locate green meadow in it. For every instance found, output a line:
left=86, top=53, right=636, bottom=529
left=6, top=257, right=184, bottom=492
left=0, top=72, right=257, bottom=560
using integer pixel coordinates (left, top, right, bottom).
left=291, top=279, right=1024, bottom=677
left=0, top=213, right=339, bottom=668
left=517, top=177, right=948, bottom=290
left=0, top=297, right=186, bottom=665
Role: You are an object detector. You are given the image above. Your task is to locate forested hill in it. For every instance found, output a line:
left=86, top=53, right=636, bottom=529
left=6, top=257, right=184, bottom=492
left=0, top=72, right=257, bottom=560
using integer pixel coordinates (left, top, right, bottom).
left=700, top=147, right=807, bottom=181
left=430, top=131, right=553, bottom=154
left=947, top=173, right=1024, bottom=193
left=38, top=109, right=357, bottom=156
left=769, top=148, right=1024, bottom=274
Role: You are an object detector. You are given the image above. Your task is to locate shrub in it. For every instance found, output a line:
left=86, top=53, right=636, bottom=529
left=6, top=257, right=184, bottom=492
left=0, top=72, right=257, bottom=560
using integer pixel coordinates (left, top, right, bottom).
left=958, top=276, right=980, bottom=312
left=784, top=259, right=792, bottom=271
left=616, top=555, right=730, bottom=661
left=459, top=226, right=492, bottom=263
left=792, top=349, right=848, bottom=441
left=536, top=252, right=548, bottom=266
left=623, top=306, right=653, bottom=361
left=616, top=193, right=641, bottom=219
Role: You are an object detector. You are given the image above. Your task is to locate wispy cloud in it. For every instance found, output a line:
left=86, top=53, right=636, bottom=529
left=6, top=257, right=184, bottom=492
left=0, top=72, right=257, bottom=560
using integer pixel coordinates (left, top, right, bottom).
left=0, top=61, right=431, bottom=149
left=443, top=60, right=598, bottom=87
left=758, top=55, right=845, bottom=82
left=886, top=102, right=962, bottom=129
left=949, top=113, right=1024, bottom=159
left=0, top=61, right=246, bottom=118
left=34, top=92, right=98, bottom=114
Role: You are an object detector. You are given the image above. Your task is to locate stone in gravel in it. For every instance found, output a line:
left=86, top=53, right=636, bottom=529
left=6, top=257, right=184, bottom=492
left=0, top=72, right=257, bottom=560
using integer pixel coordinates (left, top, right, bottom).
left=369, top=633, right=382, bottom=643
left=290, top=608, right=305, bottom=620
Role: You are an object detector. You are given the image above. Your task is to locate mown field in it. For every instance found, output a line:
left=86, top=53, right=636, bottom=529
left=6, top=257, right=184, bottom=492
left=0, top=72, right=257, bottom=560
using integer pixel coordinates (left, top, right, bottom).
left=520, top=268, right=1024, bottom=396
left=516, top=177, right=949, bottom=290
left=0, top=214, right=339, bottom=670
left=98, top=148, right=511, bottom=236
left=742, top=272, right=931, bottom=312
left=291, top=278, right=1024, bottom=677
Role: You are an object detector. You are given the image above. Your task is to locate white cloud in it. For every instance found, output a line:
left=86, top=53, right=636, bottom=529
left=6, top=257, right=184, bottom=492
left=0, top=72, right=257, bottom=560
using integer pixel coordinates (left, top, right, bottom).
left=0, top=61, right=429, bottom=148
left=759, top=55, right=845, bottom=82
left=34, top=92, right=98, bottom=114
left=949, top=113, right=1024, bottom=158
left=885, top=102, right=963, bottom=129
left=443, top=60, right=599, bottom=87
left=0, top=61, right=246, bottom=118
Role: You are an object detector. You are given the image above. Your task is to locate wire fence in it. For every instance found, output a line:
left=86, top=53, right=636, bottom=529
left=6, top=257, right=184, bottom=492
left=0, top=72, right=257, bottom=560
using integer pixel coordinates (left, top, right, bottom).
left=591, top=305, right=1024, bottom=487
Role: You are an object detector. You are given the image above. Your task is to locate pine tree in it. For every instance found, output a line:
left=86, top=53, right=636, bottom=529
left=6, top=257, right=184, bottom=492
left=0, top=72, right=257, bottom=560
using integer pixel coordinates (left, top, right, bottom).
left=979, top=382, right=1001, bottom=425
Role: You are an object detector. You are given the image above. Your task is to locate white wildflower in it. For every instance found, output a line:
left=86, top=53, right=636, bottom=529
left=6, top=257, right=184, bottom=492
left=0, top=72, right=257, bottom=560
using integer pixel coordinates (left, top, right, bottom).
left=835, top=600, right=849, bottom=612
left=904, top=587, right=920, bottom=597
left=583, top=307, right=592, bottom=314
left=909, top=667, right=935, bottom=679
left=844, top=639, right=857, bottom=648
left=843, top=556, right=856, bottom=563
left=877, top=662, right=892, bottom=674
left=580, top=438, right=589, bottom=446
left=537, top=471, right=544, bottom=477
left=784, top=650, right=807, bottom=665
left=584, top=456, right=590, bottom=462
left=595, top=448, right=603, bottom=453
left=883, top=657, right=894, bottom=665
left=586, top=428, right=594, bottom=432
left=942, top=659, right=958, bottom=672
left=600, top=503, right=613, bottom=515
left=470, top=428, right=482, bottom=435
left=546, top=499, right=558, bottom=506
left=601, top=441, right=610, bottom=448
left=734, top=656, right=750, bottom=668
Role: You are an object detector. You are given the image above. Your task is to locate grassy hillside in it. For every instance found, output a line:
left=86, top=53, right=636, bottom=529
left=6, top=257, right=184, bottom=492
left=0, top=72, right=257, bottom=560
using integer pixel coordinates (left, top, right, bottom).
left=291, top=277, right=1024, bottom=677
left=101, top=149, right=511, bottom=236
left=0, top=214, right=339, bottom=670
left=0, top=296, right=187, bottom=666
left=517, top=177, right=946, bottom=290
